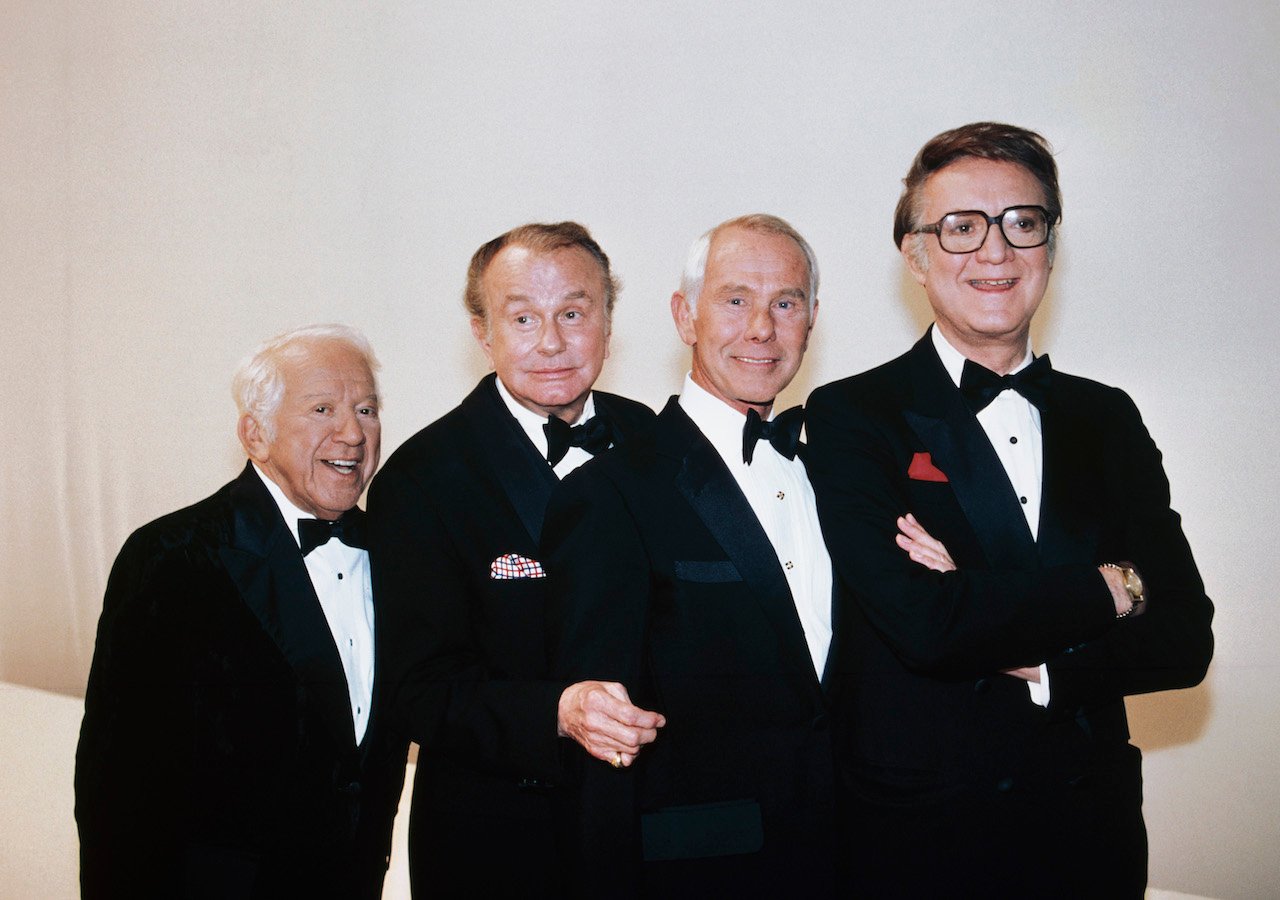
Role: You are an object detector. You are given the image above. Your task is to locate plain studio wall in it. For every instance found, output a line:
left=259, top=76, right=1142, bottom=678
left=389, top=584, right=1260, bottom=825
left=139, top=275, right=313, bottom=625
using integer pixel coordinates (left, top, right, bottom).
left=3, top=3, right=1277, bottom=896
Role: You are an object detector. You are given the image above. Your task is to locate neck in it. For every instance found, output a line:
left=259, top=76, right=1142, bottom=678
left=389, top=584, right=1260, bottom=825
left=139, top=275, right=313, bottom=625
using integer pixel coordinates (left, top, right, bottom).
left=689, top=368, right=774, bottom=420
left=938, top=325, right=1028, bottom=376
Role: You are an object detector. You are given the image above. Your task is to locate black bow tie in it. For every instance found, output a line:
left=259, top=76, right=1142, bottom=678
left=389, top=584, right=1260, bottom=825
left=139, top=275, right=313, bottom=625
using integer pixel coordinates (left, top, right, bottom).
left=959, top=354, right=1053, bottom=413
left=298, top=508, right=367, bottom=556
left=544, top=412, right=613, bottom=466
left=742, top=406, right=804, bottom=465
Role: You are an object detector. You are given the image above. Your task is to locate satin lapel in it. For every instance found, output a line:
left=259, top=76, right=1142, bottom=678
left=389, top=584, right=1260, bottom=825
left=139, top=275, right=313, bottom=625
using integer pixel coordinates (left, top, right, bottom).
left=462, top=375, right=557, bottom=545
left=663, top=400, right=822, bottom=686
left=902, top=338, right=1037, bottom=571
left=1035, top=384, right=1101, bottom=567
left=218, top=465, right=356, bottom=747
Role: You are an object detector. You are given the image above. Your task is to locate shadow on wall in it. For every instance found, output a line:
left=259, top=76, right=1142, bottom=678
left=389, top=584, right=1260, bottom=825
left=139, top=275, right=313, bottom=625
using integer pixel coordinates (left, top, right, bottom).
left=1126, top=677, right=1214, bottom=751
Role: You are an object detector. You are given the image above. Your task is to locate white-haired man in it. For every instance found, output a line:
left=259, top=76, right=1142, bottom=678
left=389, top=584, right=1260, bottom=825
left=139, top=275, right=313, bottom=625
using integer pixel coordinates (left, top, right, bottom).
left=543, top=214, right=838, bottom=897
left=76, top=324, right=404, bottom=899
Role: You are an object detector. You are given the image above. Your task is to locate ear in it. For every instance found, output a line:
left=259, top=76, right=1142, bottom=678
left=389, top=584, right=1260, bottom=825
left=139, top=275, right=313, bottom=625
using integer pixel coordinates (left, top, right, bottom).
left=901, top=236, right=928, bottom=287
left=802, top=297, right=820, bottom=350
left=671, top=292, right=697, bottom=347
left=238, top=413, right=270, bottom=463
left=470, top=317, right=495, bottom=368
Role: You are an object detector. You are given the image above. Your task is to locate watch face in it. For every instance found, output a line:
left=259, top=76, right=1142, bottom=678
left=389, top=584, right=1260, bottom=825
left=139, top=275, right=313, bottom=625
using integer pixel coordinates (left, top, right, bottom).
left=1123, top=569, right=1143, bottom=597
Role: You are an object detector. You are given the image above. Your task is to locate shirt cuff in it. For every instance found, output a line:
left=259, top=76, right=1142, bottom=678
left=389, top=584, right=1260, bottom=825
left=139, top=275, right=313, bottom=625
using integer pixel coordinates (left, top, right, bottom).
left=1026, top=663, right=1051, bottom=707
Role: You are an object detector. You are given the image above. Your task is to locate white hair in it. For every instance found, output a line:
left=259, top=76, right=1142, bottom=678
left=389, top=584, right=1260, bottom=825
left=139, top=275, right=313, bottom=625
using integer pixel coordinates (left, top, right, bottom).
left=232, top=323, right=380, bottom=441
left=678, top=213, right=820, bottom=313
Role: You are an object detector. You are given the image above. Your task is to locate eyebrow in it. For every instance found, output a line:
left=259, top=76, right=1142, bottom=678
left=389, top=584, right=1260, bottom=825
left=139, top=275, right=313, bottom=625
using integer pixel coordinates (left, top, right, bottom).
left=711, top=284, right=806, bottom=300
left=499, top=290, right=595, bottom=305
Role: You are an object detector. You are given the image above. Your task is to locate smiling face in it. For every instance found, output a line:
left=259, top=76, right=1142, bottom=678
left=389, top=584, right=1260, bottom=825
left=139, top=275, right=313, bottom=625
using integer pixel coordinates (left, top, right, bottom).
left=905, top=157, right=1052, bottom=369
left=472, top=244, right=611, bottom=424
left=239, top=340, right=381, bottom=520
left=672, top=226, right=817, bottom=417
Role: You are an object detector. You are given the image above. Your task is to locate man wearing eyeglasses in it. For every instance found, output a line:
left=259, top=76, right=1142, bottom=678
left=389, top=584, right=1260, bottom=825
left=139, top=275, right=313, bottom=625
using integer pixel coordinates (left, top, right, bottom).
left=806, top=122, right=1213, bottom=897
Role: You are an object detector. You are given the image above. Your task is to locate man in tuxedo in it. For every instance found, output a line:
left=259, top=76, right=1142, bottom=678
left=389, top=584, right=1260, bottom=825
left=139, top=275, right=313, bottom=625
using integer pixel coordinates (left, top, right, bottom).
left=806, top=122, right=1215, bottom=897
left=75, top=324, right=404, bottom=899
left=367, top=222, right=661, bottom=897
left=543, top=214, right=837, bottom=898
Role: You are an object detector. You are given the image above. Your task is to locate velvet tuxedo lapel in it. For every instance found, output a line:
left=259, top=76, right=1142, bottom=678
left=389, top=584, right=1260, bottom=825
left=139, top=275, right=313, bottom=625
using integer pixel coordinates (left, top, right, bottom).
left=461, top=375, right=557, bottom=545
left=901, top=335, right=1038, bottom=571
left=218, top=463, right=356, bottom=747
left=660, top=399, right=822, bottom=686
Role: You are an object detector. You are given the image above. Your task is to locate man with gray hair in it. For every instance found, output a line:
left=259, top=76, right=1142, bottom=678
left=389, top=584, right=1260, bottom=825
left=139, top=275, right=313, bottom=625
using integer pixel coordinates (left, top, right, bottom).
left=76, top=324, right=404, bottom=899
left=543, top=214, right=837, bottom=897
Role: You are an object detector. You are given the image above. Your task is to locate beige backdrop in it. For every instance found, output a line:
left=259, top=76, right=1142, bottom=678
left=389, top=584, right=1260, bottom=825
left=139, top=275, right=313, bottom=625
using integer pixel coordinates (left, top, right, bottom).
left=3, top=2, right=1277, bottom=897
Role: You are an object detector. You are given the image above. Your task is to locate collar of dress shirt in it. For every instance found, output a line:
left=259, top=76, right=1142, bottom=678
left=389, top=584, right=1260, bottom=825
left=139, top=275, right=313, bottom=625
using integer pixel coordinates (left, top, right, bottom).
left=930, top=324, right=1033, bottom=388
left=251, top=462, right=330, bottom=549
left=677, top=373, right=768, bottom=466
left=495, top=376, right=597, bottom=462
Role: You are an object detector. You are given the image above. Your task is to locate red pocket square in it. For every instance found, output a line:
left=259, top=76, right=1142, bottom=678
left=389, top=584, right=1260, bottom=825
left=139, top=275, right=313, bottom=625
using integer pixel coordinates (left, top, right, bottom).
left=908, top=452, right=948, bottom=483
left=490, top=553, right=546, bottom=580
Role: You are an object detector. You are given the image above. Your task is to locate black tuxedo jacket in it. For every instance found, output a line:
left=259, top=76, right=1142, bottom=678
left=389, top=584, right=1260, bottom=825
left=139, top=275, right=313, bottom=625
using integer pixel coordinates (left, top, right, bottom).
left=366, top=374, right=655, bottom=895
left=75, top=462, right=403, bottom=900
left=543, top=398, right=837, bottom=899
left=805, top=332, right=1213, bottom=896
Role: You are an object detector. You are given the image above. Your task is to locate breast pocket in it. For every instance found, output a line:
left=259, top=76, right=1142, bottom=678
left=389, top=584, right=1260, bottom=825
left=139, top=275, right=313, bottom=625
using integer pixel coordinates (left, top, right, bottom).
left=673, top=560, right=742, bottom=583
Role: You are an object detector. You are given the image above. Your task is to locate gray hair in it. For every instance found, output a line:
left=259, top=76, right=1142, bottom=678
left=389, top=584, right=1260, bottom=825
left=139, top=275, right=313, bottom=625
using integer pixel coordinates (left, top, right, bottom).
left=232, top=323, right=381, bottom=441
left=678, top=213, right=819, bottom=313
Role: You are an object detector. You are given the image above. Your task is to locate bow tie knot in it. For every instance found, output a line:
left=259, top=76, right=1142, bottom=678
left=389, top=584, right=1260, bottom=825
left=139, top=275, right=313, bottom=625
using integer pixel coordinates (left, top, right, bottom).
left=298, top=509, right=366, bottom=556
left=742, top=406, right=804, bottom=465
left=959, top=354, right=1053, bottom=413
left=544, top=412, right=613, bottom=466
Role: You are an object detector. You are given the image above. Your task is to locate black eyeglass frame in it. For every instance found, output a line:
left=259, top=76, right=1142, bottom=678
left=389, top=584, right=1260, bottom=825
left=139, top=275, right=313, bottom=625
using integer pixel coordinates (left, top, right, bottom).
left=912, top=205, right=1055, bottom=254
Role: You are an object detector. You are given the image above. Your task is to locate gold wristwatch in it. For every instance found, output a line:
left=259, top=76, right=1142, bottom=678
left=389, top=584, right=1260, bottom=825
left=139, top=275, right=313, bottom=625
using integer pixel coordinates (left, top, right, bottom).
left=1103, top=562, right=1145, bottom=618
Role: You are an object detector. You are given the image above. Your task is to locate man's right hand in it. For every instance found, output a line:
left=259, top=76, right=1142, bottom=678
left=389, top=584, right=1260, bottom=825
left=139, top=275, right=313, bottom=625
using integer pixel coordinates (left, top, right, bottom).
left=557, top=681, right=665, bottom=767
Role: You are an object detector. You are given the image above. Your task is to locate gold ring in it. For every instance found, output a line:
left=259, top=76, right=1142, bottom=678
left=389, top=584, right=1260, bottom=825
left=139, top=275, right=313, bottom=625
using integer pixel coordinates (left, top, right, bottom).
left=611, top=751, right=624, bottom=769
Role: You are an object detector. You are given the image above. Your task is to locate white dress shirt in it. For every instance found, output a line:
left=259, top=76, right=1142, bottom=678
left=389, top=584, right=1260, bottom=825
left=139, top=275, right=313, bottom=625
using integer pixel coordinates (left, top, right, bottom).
left=931, top=327, right=1050, bottom=706
left=678, top=375, right=833, bottom=678
left=253, top=464, right=376, bottom=743
left=496, top=378, right=599, bottom=479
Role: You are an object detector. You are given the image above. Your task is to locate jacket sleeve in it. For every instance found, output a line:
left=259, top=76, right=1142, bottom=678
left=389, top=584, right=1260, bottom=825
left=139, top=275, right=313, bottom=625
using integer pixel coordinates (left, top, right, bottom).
left=1043, top=387, right=1213, bottom=708
left=805, top=383, right=1117, bottom=677
left=75, top=529, right=194, bottom=898
left=806, top=380, right=1212, bottom=702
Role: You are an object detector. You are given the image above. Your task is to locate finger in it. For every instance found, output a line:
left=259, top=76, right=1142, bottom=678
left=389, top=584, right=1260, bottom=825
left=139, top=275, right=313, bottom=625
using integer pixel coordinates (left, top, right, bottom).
left=591, top=685, right=665, bottom=729
left=580, top=714, right=660, bottom=753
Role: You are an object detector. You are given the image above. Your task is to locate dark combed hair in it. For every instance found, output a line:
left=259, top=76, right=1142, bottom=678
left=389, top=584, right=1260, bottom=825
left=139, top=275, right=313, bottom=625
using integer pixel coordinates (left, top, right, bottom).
left=463, top=221, right=619, bottom=323
left=892, top=122, right=1062, bottom=248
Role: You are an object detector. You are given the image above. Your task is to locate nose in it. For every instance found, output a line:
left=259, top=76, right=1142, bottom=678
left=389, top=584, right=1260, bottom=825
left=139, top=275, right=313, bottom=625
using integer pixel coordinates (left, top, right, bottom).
left=744, top=304, right=776, bottom=342
left=334, top=408, right=365, bottom=445
left=975, top=219, right=1013, bottom=264
left=536, top=319, right=566, bottom=355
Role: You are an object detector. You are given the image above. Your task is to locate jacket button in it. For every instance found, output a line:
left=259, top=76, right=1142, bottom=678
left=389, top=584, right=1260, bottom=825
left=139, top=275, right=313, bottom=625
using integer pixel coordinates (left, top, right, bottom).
left=517, top=777, right=543, bottom=790
left=974, top=678, right=991, bottom=694
left=996, top=777, right=1014, bottom=792
left=811, top=714, right=830, bottom=731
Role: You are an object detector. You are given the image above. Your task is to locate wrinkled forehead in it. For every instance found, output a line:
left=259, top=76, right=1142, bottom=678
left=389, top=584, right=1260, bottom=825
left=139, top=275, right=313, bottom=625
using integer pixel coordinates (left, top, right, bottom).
left=483, top=244, right=608, bottom=305
left=279, top=341, right=377, bottom=398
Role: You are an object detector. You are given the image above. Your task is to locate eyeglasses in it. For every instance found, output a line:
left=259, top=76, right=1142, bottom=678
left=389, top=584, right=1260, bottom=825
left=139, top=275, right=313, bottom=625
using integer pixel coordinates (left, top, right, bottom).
left=913, top=205, right=1053, bottom=254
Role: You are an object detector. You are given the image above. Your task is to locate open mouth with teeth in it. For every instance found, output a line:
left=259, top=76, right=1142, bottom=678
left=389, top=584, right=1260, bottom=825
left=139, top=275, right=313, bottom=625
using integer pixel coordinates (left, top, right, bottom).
left=969, top=278, right=1017, bottom=287
left=323, top=459, right=361, bottom=473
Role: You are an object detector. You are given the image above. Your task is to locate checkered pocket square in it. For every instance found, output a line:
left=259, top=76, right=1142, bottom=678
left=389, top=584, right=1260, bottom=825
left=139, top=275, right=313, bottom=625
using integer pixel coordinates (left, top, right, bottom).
left=490, top=553, right=547, bottom=580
